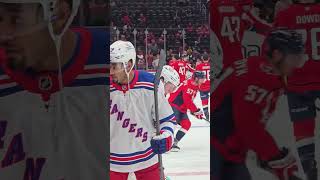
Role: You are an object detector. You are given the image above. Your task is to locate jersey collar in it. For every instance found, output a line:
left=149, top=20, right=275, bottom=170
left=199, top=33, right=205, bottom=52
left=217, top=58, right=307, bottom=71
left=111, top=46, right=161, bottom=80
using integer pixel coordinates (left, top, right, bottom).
left=111, top=70, right=139, bottom=93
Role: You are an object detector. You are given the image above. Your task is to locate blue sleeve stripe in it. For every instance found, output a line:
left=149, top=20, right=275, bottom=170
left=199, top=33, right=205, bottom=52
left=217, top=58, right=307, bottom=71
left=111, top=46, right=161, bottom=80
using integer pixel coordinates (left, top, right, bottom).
left=160, top=113, right=175, bottom=124
left=161, top=127, right=174, bottom=135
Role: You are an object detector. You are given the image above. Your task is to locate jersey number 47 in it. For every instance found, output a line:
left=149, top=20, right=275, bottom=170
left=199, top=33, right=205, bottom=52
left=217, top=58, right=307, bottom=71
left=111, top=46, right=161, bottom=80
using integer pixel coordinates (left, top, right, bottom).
left=221, top=16, right=241, bottom=43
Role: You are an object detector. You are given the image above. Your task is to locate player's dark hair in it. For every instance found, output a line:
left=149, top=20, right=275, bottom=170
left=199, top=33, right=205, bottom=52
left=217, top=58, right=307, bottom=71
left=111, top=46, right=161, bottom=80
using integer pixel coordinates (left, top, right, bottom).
left=193, top=71, right=205, bottom=79
left=265, top=28, right=304, bottom=58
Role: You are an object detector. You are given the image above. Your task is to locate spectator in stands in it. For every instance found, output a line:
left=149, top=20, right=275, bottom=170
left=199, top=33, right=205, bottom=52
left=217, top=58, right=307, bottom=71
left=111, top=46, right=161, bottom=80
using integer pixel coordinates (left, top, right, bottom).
left=146, top=53, right=154, bottom=69
left=137, top=48, right=146, bottom=69
left=122, top=12, right=132, bottom=26
left=152, top=54, right=160, bottom=69
left=148, top=39, right=159, bottom=55
left=203, top=24, right=209, bottom=37
left=186, top=22, right=194, bottom=33
left=120, top=34, right=126, bottom=41
left=167, top=49, right=174, bottom=61
left=138, top=13, right=147, bottom=27
left=158, top=35, right=164, bottom=49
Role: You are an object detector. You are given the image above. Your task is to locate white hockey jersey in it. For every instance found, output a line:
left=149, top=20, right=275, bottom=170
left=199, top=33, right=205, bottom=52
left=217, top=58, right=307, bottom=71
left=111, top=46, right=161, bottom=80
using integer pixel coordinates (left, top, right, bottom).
left=110, top=70, right=176, bottom=172
left=0, top=28, right=108, bottom=180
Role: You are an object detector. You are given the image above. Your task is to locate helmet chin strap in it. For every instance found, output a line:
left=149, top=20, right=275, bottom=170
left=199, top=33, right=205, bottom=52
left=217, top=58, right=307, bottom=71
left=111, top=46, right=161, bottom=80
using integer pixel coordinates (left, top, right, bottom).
left=123, top=62, right=134, bottom=111
left=46, top=3, right=79, bottom=154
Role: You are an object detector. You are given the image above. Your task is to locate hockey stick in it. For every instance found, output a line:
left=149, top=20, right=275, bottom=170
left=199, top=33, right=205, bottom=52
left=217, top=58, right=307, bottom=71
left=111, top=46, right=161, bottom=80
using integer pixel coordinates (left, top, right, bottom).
left=314, top=98, right=320, bottom=180
left=202, top=117, right=210, bottom=123
left=190, top=112, right=210, bottom=123
left=154, top=49, right=167, bottom=180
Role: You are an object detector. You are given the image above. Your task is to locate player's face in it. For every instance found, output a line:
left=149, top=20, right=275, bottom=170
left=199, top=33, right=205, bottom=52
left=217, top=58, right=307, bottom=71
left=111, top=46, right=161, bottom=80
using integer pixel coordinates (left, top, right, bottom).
left=110, top=62, right=128, bottom=84
left=281, top=53, right=306, bottom=75
left=195, top=77, right=206, bottom=85
left=0, top=3, right=54, bottom=71
left=164, top=82, right=176, bottom=94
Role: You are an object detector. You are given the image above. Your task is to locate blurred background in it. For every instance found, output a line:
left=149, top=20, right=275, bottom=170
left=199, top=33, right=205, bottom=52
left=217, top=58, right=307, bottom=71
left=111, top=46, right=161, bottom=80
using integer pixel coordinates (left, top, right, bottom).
left=110, top=0, right=210, bottom=70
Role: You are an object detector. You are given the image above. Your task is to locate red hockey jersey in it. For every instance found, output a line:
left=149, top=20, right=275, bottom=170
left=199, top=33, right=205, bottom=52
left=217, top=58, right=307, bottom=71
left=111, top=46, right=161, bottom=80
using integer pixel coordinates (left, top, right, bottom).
left=274, top=3, right=320, bottom=62
left=211, top=56, right=284, bottom=162
left=273, top=3, right=320, bottom=144
left=210, top=0, right=272, bottom=70
left=169, top=79, right=199, bottom=113
left=196, top=62, right=210, bottom=91
left=170, top=59, right=194, bottom=83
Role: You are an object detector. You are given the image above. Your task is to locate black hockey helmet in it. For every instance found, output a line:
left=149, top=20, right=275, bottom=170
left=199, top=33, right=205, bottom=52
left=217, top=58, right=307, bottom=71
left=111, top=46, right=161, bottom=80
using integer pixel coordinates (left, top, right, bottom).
left=265, top=28, right=304, bottom=57
left=193, top=71, right=206, bottom=79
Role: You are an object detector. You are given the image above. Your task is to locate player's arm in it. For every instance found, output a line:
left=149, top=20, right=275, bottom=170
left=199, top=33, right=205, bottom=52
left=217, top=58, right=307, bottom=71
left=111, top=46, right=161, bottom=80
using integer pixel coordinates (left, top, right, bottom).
left=234, top=83, right=301, bottom=180
left=273, top=9, right=288, bottom=28
left=182, top=84, right=204, bottom=119
left=242, top=10, right=273, bottom=35
left=211, top=66, right=235, bottom=111
left=150, top=87, right=176, bottom=154
left=182, top=85, right=198, bottom=113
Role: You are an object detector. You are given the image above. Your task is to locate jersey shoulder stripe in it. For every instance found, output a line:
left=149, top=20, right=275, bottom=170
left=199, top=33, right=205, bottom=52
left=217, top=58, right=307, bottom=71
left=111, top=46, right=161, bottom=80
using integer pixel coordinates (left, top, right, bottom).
left=0, top=74, right=23, bottom=97
left=137, top=70, right=155, bottom=84
left=110, top=85, right=116, bottom=92
left=133, top=82, right=154, bottom=91
left=79, top=27, right=109, bottom=66
left=68, top=64, right=108, bottom=87
left=68, top=28, right=109, bottom=87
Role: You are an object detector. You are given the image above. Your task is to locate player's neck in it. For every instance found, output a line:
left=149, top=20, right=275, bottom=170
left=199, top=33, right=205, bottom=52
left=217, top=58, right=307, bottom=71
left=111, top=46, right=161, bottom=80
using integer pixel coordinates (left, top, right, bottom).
left=120, top=71, right=135, bottom=85
left=33, top=30, right=77, bottom=72
left=191, top=80, right=198, bottom=86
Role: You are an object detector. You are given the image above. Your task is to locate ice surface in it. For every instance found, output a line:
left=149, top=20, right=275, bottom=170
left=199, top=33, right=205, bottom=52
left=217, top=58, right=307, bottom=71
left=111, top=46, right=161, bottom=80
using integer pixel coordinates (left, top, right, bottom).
left=162, top=92, right=210, bottom=180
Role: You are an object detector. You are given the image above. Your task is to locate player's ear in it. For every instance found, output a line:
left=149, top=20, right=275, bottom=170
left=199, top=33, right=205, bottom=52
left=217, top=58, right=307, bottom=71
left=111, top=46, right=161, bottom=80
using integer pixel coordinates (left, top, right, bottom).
left=271, top=49, right=284, bottom=64
left=127, top=59, right=134, bottom=71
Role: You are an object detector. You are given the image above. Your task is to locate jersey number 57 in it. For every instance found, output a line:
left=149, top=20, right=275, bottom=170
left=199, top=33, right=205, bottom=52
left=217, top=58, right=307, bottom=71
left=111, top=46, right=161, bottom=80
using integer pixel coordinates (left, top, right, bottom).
left=244, top=85, right=268, bottom=104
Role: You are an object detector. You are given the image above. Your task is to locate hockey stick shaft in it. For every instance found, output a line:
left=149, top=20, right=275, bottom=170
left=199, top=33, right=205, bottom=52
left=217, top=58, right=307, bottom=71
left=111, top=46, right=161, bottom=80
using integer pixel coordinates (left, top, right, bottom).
left=154, top=49, right=167, bottom=180
left=314, top=98, right=320, bottom=180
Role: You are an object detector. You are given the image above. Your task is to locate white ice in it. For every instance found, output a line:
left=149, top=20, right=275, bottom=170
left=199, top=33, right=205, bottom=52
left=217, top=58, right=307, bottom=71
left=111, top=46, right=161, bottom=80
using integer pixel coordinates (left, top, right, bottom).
left=162, top=92, right=210, bottom=180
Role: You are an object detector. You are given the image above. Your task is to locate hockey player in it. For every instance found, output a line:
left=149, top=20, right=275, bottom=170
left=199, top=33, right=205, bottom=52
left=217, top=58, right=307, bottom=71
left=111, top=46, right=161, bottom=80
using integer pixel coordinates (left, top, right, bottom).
left=0, top=1, right=108, bottom=179
left=110, top=40, right=176, bottom=180
left=170, top=54, right=194, bottom=84
left=274, top=0, right=292, bottom=16
left=168, top=54, right=179, bottom=66
left=273, top=1, right=320, bottom=179
left=210, top=0, right=272, bottom=76
left=211, top=29, right=306, bottom=180
left=196, top=54, right=210, bottom=120
left=169, top=71, right=206, bottom=151
left=160, top=65, right=180, bottom=97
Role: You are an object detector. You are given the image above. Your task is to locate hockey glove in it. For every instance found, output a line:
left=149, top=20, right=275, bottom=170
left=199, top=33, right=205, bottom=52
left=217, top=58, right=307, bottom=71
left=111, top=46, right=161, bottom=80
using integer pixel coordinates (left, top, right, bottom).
left=192, top=109, right=204, bottom=119
left=261, top=148, right=302, bottom=180
left=151, top=130, right=173, bottom=154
